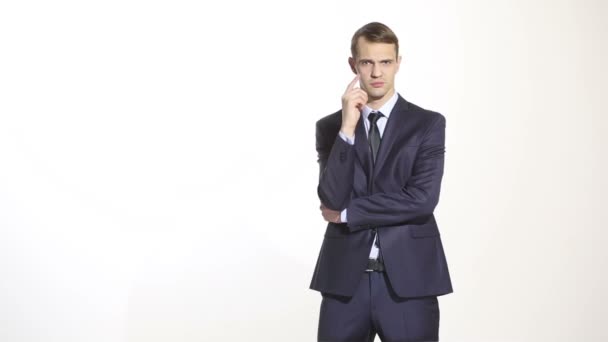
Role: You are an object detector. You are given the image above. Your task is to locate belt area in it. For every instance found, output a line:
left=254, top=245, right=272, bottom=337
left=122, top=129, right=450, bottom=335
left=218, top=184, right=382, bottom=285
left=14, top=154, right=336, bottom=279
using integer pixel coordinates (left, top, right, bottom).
left=365, top=258, right=385, bottom=272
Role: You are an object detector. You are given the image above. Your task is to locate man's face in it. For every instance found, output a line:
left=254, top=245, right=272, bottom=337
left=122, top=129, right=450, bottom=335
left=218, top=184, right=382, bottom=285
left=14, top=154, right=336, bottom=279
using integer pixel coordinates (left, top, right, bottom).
left=349, top=37, right=401, bottom=103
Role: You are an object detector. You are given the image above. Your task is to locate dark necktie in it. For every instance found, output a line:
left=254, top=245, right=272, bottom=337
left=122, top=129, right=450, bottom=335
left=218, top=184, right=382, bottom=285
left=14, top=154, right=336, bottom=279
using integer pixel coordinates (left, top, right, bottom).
left=368, top=111, right=384, bottom=256
left=368, top=112, right=383, bottom=165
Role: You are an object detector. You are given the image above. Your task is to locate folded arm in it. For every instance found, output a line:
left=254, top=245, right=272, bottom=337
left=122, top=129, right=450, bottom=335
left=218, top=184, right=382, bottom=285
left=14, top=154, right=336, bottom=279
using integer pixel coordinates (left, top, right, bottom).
left=346, top=114, right=446, bottom=232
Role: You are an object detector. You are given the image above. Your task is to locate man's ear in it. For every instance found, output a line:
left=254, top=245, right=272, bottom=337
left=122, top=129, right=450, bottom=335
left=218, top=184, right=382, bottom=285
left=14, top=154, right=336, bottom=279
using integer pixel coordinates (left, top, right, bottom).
left=348, top=57, right=357, bottom=74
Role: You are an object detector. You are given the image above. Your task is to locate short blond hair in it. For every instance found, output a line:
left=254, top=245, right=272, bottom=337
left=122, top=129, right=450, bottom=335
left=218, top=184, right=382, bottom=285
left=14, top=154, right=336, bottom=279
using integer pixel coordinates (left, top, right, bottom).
left=350, top=22, right=399, bottom=59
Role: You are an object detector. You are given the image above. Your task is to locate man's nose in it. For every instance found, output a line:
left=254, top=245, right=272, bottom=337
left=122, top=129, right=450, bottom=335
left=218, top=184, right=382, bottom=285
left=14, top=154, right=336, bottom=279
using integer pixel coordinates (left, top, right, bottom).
left=371, top=64, right=382, bottom=77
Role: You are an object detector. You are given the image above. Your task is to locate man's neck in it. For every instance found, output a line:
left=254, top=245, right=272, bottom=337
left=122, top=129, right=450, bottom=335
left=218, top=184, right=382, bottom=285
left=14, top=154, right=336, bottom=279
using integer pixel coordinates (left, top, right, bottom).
left=367, top=89, right=396, bottom=110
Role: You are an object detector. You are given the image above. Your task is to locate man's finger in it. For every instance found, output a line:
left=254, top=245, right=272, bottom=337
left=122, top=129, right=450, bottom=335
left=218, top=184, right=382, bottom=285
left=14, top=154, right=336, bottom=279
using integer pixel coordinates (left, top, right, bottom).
left=352, top=88, right=368, bottom=97
left=345, top=75, right=360, bottom=92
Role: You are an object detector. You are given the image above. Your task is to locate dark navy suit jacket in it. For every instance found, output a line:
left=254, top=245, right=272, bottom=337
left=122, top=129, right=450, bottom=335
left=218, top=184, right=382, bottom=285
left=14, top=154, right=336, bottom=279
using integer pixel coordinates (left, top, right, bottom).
left=310, top=95, right=453, bottom=298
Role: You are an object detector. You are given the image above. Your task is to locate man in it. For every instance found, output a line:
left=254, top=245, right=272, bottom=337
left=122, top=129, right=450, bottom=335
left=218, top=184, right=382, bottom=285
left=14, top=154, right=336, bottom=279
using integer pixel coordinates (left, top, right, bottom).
left=310, top=22, right=453, bottom=342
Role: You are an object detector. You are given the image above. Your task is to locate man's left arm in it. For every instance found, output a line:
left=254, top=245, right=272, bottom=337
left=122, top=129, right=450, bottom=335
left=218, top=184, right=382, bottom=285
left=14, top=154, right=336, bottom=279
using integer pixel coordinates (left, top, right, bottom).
left=345, top=114, right=446, bottom=233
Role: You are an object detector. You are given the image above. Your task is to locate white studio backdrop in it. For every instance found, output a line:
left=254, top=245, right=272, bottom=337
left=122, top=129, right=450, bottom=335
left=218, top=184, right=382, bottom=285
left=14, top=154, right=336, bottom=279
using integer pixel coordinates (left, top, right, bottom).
left=1, top=0, right=607, bottom=341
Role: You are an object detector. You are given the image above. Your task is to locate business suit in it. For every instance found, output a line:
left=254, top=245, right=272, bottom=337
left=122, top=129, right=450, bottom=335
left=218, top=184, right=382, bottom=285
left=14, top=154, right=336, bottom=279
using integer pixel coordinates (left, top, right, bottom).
left=311, top=94, right=453, bottom=341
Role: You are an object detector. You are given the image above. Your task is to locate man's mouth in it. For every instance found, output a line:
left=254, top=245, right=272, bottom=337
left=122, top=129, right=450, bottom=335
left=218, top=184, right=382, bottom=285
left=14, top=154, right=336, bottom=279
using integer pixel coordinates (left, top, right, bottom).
left=370, top=82, right=384, bottom=88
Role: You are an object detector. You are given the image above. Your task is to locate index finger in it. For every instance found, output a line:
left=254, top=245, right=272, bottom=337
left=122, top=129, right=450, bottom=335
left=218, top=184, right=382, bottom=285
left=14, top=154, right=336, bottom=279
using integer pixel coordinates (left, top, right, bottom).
left=345, top=75, right=360, bottom=92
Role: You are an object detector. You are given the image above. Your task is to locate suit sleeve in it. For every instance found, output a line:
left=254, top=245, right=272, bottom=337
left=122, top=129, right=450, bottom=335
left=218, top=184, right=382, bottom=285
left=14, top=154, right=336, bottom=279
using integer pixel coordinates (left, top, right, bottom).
left=346, top=114, right=446, bottom=232
left=316, top=120, right=356, bottom=210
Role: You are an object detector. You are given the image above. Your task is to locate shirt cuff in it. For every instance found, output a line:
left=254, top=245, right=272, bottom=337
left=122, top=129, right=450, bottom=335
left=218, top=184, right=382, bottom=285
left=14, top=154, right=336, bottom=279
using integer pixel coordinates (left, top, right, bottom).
left=338, top=130, right=355, bottom=145
left=340, top=209, right=348, bottom=223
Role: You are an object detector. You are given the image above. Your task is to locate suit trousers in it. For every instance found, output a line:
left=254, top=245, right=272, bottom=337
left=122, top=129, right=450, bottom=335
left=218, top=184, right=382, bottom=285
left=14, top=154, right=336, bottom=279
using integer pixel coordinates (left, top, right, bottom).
left=318, top=271, right=440, bottom=342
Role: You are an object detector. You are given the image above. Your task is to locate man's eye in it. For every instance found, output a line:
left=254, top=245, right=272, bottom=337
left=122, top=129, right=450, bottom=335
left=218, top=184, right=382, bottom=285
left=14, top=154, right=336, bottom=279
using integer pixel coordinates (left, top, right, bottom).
left=381, top=61, right=392, bottom=64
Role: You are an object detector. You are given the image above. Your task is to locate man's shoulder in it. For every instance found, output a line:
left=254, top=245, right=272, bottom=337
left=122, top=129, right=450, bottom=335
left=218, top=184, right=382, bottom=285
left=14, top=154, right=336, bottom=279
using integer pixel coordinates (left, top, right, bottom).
left=316, top=110, right=342, bottom=131
left=402, top=98, right=445, bottom=124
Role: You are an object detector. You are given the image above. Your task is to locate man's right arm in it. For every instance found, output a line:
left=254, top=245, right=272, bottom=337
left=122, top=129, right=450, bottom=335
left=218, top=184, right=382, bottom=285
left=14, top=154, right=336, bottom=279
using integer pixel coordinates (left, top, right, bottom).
left=316, top=120, right=356, bottom=211
left=317, top=75, right=366, bottom=211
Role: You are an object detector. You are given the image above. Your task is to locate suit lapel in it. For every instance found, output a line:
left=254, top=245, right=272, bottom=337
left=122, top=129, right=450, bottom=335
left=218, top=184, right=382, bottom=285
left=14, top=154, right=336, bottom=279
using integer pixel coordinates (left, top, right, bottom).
left=373, top=96, right=409, bottom=178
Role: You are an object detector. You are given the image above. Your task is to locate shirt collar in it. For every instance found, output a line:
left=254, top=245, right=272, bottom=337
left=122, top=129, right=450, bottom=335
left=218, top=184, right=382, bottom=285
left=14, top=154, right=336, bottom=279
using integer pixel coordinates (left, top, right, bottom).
left=362, top=91, right=399, bottom=121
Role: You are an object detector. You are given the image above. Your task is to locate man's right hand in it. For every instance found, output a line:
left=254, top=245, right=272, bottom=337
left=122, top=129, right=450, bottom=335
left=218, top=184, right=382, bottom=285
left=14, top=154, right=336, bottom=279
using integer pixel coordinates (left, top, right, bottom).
left=340, top=75, right=368, bottom=137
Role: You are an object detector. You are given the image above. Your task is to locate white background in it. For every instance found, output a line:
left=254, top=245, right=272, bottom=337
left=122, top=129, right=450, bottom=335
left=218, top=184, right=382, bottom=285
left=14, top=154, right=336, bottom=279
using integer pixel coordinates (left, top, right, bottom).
left=1, top=0, right=607, bottom=341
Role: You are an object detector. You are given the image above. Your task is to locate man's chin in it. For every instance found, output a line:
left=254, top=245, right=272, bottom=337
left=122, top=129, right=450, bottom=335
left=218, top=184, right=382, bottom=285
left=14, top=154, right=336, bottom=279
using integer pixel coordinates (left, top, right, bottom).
left=367, top=89, right=387, bottom=101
